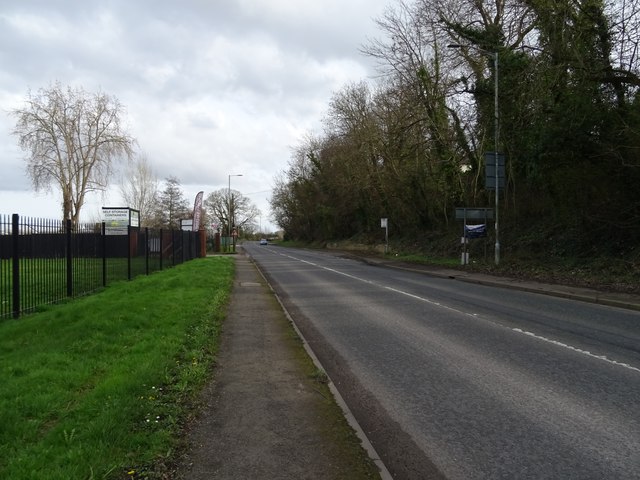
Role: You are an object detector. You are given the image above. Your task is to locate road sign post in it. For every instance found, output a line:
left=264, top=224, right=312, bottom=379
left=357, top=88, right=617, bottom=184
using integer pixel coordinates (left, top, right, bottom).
left=484, top=152, right=504, bottom=264
left=455, top=208, right=494, bottom=264
left=381, top=218, right=388, bottom=254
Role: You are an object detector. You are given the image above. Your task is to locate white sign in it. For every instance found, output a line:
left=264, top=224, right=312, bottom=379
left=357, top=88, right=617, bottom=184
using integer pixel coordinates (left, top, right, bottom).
left=181, top=219, right=193, bottom=231
left=102, top=207, right=139, bottom=235
left=381, top=218, right=389, bottom=254
left=103, top=208, right=129, bottom=221
left=130, top=210, right=140, bottom=227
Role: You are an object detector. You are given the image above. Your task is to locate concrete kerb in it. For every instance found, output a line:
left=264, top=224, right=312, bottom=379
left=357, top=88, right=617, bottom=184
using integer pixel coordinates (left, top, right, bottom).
left=244, top=250, right=394, bottom=480
left=358, top=256, right=640, bottom=313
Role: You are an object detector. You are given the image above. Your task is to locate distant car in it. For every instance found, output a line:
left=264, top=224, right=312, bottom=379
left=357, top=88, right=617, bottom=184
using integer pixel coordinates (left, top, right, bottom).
left=259, top=238, right=268, bottom=245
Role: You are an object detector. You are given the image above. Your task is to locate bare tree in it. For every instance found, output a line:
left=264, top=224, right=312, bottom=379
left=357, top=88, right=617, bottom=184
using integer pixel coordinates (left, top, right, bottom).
left=12, top=82, right=135, bottom=225
left=205, top=188, right=260, bottom=236
left=118, top=152, right=159, bottom=226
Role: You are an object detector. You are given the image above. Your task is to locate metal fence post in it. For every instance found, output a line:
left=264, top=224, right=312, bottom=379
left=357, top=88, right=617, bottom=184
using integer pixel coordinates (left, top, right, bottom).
left=12, top=214, right=20, bottom=318
left=159, top=229, right=164, bottom=271
left=172, top=230, right=176, bottom=266
left=102, top=222, right=107, bottom=287
left=66, top=219, right=73, bottom=297
left=145, top=227, right=149, bottom=275
left=127, top=224, right=132, bottom=280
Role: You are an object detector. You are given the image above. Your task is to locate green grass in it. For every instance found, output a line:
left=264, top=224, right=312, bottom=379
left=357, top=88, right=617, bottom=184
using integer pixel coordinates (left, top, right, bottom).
left=0, top=256, right=234, bottom=479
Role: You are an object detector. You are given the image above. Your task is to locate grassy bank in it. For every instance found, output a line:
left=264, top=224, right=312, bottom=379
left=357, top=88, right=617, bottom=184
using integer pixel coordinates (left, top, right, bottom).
left=0, top=257, right=234, bottom=479
left=286, top=232, right=640, bottom=293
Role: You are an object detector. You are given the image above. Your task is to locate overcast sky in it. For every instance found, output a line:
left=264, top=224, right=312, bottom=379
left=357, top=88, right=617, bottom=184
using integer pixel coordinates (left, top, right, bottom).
left=0, top=0, right=392, bottom=230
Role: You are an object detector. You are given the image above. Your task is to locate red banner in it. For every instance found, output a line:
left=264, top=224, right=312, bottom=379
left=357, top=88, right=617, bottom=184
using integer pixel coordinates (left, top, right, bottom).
left=192, top=191, right=204, bottom=231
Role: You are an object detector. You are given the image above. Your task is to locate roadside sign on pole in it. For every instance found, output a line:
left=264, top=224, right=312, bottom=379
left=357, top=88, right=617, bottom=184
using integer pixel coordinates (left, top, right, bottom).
left=484, top=152, right=505, bottom=190
left=381, top=218, right=389, bottom=254
left=455, top=208, right=494, bottom=220
left=455, top=208, right=493, bottom=265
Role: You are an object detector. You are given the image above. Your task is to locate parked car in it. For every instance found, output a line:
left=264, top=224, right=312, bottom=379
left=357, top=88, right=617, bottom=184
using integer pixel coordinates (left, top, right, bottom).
left=259, top=238, right=268, bottom=245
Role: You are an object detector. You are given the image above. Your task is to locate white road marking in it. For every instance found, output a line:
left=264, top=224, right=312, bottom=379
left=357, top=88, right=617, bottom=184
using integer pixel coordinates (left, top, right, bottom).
left=269, top=249, right=640, bottom=374
left=512, top=328, right=640, bottom=373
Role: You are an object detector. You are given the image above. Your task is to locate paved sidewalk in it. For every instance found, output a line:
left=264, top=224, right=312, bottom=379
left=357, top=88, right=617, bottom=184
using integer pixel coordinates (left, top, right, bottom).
left=177, top=253, right=382, bottom=480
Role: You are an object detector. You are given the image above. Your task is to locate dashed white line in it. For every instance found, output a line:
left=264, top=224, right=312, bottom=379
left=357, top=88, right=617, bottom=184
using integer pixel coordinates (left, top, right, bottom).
left=512, top=328, right=640, bottom=373
left=269, top=249, right=640, bottom=374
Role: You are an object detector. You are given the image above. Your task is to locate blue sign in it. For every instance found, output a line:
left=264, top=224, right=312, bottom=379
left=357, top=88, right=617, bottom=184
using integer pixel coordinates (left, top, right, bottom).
left=465, top=224, right=487, bottom=239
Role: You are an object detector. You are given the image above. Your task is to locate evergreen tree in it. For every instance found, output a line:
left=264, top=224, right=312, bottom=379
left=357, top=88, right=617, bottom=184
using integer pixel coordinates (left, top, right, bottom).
left=152, top=176, right=190, bottom=229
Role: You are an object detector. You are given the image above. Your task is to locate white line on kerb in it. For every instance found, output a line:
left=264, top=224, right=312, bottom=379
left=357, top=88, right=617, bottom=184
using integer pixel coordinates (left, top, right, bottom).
left=275, top=250, right=640, bottom=374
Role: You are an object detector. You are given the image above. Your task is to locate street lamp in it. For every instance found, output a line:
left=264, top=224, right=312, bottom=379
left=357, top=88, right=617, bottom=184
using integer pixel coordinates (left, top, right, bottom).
left=448, top=43, right=500, bottom=265
left=228, top=174, right=243, bottom=252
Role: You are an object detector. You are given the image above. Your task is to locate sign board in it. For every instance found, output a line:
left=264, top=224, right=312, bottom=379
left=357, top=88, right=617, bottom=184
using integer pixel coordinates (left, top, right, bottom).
left=102, top=207, right=140, bottom=235
left=380, top=218, right=389, bottom=253
left=465, top=224, right=487, bottom=238
left=130, top=209, right=140, bottom=227
left=456, top=208, right=493, bottom=264
left=181, top=219, right=193, bottom=231
left=484, top=152, right=505, bottom=190
left=455, top=208, right=494, bottom=220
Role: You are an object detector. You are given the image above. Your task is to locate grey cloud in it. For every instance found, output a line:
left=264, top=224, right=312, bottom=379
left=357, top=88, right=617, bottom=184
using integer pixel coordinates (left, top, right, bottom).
left=0, top=0, right=391, bottom=222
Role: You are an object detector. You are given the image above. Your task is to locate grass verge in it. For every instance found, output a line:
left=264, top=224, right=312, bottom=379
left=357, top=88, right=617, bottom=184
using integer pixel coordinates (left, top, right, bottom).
left=296, top=232, right=640, bottom=293
left=0, top=257, right=234, bottom=479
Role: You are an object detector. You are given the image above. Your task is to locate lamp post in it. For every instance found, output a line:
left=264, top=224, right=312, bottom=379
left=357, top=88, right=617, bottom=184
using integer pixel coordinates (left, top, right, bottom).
left=228, top=174, right=242, bottom=252
left=448, top=44, right=500, bottom=265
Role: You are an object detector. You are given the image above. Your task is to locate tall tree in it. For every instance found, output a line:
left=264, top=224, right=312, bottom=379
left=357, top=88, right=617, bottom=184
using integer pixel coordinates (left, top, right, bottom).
left=362, top=1, right=477, bottom=226
left=12, top=82, right=135, bottom=225
left=118, top=152, right=159, bottom=226
left=271, top=0, right=640, bottom=253
left=153, top=176, right=189, bottom=229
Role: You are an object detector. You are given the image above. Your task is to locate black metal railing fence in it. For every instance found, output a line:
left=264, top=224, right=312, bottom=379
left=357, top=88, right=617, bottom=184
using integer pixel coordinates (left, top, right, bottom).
left=0, top=214, right=202, bottom=319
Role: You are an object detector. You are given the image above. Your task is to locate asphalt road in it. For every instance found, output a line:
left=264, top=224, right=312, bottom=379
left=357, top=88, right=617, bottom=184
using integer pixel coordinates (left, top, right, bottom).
left=243, top=243, right=640, bottom=480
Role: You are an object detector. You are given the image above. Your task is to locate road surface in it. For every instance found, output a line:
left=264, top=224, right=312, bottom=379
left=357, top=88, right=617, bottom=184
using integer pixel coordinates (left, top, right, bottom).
left=243, top=243, right=640, bottom=480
